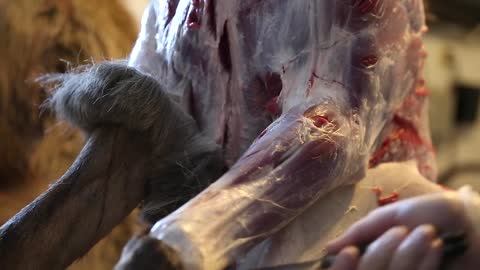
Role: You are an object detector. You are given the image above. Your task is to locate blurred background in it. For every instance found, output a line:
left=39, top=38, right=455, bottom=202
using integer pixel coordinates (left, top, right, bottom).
left=424, top=0, right=480, bottom=190
left=0, top=0, right=478, bottom=269
left=0, top=0, right=148, bottom=269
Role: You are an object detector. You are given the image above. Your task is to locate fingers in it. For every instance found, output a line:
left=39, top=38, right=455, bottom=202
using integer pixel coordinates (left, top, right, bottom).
left=394, top=193, right=466, bottom=233
left=329, top=227, right=444, bottom=270
left=326, top=192, right=466, bottom=253
left=357, top=226, right=409, bottom=270
left=388, top=225, right=437, bottom=270
left=418, top=239, right=443, bottom=270
left=327, top=205, right=398, bottom=253
left=328, top=246, right=360, bottom=270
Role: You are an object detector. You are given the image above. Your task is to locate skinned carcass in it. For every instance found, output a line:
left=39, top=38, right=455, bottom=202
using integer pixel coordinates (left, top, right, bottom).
left=116, top=0, right=436, bottom=269
left=0, top=0, right=441, bottom=269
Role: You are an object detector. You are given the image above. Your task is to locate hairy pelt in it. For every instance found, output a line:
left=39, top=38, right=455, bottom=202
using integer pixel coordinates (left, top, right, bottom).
left=0, top=0, right=141, bottom=269
left=48, top=63, right=224, bottom=223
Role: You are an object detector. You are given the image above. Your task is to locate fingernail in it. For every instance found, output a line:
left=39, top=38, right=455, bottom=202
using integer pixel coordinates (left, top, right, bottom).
left=326, top=240, right=340, bottom=252
left=393, top=226, right=410, bottom=237
left=398, top=225, right=435, bottom=250
left=418, top=224, right=437, bottom=239
left=321, top=246, right=360, bottom=269
left=419, top=239, right=444, bottom=270
left=343, top=246, right=360, bottom=258
left=432, top=238, right=443, bottom=249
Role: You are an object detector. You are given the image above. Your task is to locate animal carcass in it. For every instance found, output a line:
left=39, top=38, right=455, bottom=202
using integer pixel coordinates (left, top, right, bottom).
left=117, top=0, right=437, bottom=269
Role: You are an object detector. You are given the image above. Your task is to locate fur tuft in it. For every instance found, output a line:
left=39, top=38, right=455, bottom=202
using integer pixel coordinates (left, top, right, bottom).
left=47, top=63, right=169, bottom=132
left=47, top=62, right=224, bottom=222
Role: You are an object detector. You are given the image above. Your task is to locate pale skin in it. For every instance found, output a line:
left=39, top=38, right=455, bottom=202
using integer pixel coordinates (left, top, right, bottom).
left=326, top=192, right=480, bottom=270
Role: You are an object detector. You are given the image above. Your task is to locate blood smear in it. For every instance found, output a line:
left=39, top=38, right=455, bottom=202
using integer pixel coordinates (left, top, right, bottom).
left=377, top=192, right=399, bottom=206
left=371, top=186, right=400, bottom=206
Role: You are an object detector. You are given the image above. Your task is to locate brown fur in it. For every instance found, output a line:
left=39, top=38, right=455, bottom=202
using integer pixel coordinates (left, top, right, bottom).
left=0, top=0, right=140, bottom=269
left=0, top=0, right=137, bottom=186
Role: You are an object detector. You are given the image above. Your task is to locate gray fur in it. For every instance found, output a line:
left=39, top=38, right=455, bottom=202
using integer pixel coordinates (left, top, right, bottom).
left=48, top=62, right=180, bottom=133
left=46, top=62, right=224, bottom=222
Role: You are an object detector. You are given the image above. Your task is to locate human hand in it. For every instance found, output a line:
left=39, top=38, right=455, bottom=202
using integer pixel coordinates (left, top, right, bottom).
left=325, top=191, right=480, bottom=270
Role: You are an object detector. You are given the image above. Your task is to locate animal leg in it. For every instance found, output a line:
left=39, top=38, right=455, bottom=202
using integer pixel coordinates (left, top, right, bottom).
left=0, top=63, right=223, bottom=269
